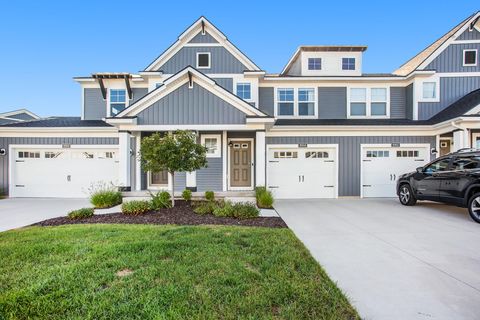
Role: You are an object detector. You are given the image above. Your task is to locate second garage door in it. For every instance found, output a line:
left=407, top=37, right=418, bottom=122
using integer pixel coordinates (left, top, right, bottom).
left=362, top=145, right=430, bottom=197
left=267, top=146, right=337, bottom=199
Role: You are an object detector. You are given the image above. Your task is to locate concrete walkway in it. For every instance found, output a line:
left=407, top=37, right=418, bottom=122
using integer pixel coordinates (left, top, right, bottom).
left=0, top=198, right=90, bottom=232
left=276, top=198, right=480, bottom=320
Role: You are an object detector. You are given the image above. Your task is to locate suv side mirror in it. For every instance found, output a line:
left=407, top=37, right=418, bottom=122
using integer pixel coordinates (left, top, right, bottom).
left=416, top=167, right=423, bottom=173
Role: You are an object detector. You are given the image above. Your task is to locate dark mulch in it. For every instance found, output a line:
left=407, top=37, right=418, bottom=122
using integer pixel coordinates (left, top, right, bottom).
left=33, top=201, right=287, bottom=228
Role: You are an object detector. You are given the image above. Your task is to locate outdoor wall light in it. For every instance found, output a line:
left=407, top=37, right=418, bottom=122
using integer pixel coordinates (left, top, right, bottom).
left=431, top=148, right=438, bottom=154
left=0, top=148, right=6, bottom=156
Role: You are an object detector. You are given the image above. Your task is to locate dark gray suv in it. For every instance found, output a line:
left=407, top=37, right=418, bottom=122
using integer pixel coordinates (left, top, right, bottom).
left=396, top=149, right=480, bottom=223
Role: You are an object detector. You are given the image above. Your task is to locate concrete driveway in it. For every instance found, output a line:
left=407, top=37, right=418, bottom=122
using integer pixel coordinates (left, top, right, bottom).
left=276, top=198, right=480, bottom=320
left=0, top=198, right=90, bottom=232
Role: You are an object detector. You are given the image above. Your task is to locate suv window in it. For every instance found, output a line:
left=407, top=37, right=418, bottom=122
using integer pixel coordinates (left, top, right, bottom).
left=424, top=158, right=451, bottom=174
left=451, top=156, right=480, bottom=170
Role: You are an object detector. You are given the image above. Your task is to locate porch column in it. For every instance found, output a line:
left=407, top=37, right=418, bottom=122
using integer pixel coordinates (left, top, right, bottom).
left=118, top=131, right=131, bottom=191
left=186, top=171, right=197, bottom=191
left=453, top=129, right=468, bottom=152
left=255, top=131, right=266, bottom=187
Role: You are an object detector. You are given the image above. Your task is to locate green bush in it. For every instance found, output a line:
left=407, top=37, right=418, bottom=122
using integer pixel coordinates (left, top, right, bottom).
left=232, top=202, right=259, bottom=219
left=88, top=182, right=122, bottom=208
left=149, top=191, right=172, bottom=210
left=213, top=201, right=235, bottom=217
left=182, top=189, right=192, bottom=201
left=193, top=201, right=218, bottom=215
left=122, top=200, right=151, bottom=215
left=255, top=186, right=274, bottom=209
left=67, top=208, right=94, bottom=220
left=205, top=191, right=215, bottom=201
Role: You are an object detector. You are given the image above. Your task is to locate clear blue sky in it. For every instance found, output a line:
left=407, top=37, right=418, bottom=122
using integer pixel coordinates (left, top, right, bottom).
left=0, top=0, right=477, bottom=117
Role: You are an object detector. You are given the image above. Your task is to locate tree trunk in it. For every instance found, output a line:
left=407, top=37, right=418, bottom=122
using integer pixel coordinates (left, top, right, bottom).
left=170, top=171, right=175, bottom=207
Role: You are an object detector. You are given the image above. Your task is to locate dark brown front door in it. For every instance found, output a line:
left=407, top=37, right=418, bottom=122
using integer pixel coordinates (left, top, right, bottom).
left=230, top=141, right=252, bottom=188
left=440, top=139, right=451, bottom=156
left=150, top=170, right=168, bottom=186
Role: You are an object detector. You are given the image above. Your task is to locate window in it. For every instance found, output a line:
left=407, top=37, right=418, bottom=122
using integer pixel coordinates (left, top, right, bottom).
left=18, top=151, right=40, bottom=158
left=196, top=52, right=211, bottom=68
left=422, top=82, right=437, bottom=99
left=370, top=88, right=387, bottom=116
left=308, top=58, right=322, bottom=70
left=236, top=83, right=251, bottom=100
left=342, top=58, right=355, bottom=70
left=424, top=158, right=451, bottom=174
left=274, top=151, right=298, bottom=158
left=201, top=134, right=220, bottom=158
left=366, top=150, right=389, bottom=158
left=110, top=89, right=126, bottom=116
left=298, top=88, right=315, bottom=116
left=305, top=151, right=329, bottom=158
left=451, top=156, right=480, bottom=170
left=350, top=88, right=367, bottom=116
left=463, top=49, right=477, bottom=66
left=396, top=150, right=419, bottom=158
left=277, top=88, right=294, bottom=116
left=45, top=151, right=62, bottom=159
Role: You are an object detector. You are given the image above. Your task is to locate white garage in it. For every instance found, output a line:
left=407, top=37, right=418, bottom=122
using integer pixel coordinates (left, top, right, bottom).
left=10, top=146, right=119, bottom=198
left=361, top=144, right=430, bottom=198
left=267, top=145, right=338, bottom=199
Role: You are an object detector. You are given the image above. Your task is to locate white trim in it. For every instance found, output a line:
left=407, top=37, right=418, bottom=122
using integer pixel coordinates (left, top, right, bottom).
left=0, top=109, right=40, bottom=119
left=135, top=133, right=141, bottom=191
left=463, top=49, right=478, bottom=67
left=105, top=117, right=137, bottom=124
left=433, top=72, right=480, bottom=77
left=227, top=138, right=254, bottom=191
left=359, top=143, right=431, bottom=198
left=183, top=43, right=223, bottom=47
left=200, top=134, right=221, bottom=158
left=274, top=87, right=318, bottom=119
left=418, top=77, right=440, bottom=103
left=347, top=86, right=390, bottom=118
left=453, top=39, right=480, bottom=44
left=147, top=171, right=169, bottom=190
left=196, top=52, right=211, bottom=69
left=110, top=124, right=268, bottom=132
left=222, top=131, right=227, bottom=191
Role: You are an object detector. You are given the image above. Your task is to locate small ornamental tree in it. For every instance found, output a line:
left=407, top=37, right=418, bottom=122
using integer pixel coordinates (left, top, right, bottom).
left=140, top=131, right=207, bottom=206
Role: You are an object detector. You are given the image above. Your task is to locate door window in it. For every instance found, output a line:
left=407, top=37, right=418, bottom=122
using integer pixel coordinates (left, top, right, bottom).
left=424, top=158, right=451, bottom=174
left=451, top=156, right=480, bottom=170
left=366, top=150, right=389, bottom=158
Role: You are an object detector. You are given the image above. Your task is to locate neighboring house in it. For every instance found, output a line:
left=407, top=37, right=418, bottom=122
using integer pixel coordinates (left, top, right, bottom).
left=1, top=13, right=480, bottom=198
left=0, top=109, right=39, bottom=125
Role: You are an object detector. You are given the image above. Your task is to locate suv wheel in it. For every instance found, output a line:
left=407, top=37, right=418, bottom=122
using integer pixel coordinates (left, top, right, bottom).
left=468, top=193, right=480, bottom=223
left=399, top=184, right=416, bottom=206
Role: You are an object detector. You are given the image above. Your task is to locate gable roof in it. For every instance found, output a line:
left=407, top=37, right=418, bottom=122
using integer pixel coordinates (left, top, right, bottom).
left=144, top=16, right=260, bottom=72
left=0, top=109, right=39, bottom=124
left=427, top=88, right=480, bottom=124
left=115, top=66, right=270, bottom=119
left=393, top=12, right=480, bottom=76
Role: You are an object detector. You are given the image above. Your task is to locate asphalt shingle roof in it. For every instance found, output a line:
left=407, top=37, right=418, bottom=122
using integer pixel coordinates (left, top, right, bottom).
left=0, top=117, right=112, bottom=128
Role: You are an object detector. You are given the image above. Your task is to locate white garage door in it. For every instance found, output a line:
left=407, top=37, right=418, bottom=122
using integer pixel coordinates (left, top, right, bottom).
left=267, top=146, right=337, bottom=199
left=362, top=145, right=430, bottom=197
left=11, top=148, right=119, bottom=198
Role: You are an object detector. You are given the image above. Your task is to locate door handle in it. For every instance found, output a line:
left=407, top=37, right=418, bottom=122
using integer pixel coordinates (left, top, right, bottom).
left=302, top=175, right=304, bottom=182
left=390, top=174, right=393, bottom=181
left=299, top=175, right=301, bottom=182
left=67, top=175, right=71, bottom=182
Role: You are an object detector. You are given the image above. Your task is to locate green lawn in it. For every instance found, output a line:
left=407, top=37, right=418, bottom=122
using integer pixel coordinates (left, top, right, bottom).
left=0, top=224, right=358, bottom=320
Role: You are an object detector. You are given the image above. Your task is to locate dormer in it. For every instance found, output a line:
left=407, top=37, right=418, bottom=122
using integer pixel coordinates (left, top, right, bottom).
left=281, top=46, right=367, bottom=77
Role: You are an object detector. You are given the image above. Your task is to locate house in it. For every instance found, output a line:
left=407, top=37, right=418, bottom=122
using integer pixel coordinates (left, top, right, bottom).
left=0, top=109, right=39, bottom=125
left=1, top=13, right=480, bottom=199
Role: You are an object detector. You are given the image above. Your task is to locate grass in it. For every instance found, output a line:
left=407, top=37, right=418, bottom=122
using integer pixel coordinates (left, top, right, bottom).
left=0, top=224, right=358, bottom=320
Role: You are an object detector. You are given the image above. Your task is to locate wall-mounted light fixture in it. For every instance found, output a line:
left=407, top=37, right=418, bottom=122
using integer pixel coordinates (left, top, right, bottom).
left=431, top=148, right=438, bottom=154
left=0, top=148, right=6, bottom=156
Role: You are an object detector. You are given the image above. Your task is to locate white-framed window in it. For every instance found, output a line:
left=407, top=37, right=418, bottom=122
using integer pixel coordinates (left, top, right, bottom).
left=201, top=134, right=221, bottom=158
left=342, top=57, right=356, bottom=70
left=366, top=150, right=389, bottom=158
left=236, top=83, right=251, bottom=100
left=275, top=88, right=317, bottom=118
left=196, top=52, right=211, bottom=69
left=273, top=151, right=298, bottom=158
left=396, top=150, right=419, bottom=158
left=18, top=151, right=40, bottom=159
left=422, top=82, right=436, bottom=99
left=308, top=58, right=322, bottom=70
left=463, top=49, right=477, bottom=66
left=348, top=87, right=389, bottom=118
left=110, top=89, right=126, bottom=116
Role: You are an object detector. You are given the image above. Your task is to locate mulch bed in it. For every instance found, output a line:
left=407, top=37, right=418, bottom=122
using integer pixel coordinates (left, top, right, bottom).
left=33, top=201, right=287, bottom=228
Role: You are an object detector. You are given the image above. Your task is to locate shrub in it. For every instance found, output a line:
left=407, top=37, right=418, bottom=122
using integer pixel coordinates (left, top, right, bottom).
left=89, top=182, right=122, bottom=209
left=255, top=186, right=267, bottom=199
left=67, top=207, right=94, bottom=220
left=255, top=186, right=274, bottom=209
left=182, top=189, right=192, bottom=201
left=213, top=201, right=235, bottom=217
left=122, top=200, right=151, bottom=215
left=149, top=191, right=172, bottom=210
left=205, top=191, right=215, bottom=201
left=232, top=202, right=259, bottom=219
left=193, top=201, right=218, bottom=215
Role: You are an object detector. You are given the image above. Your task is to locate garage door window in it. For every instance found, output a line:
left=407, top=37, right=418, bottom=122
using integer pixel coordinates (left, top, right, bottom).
left=396, top=150, right=419, bottom=157
left=18, top=151, right=40, bottom=158
left=274, top=151, right=297, bottom=158
left=366, top=150, right=389, bottom=158
left=45, top=151, right=62, bottom=159
left=306, top=151, right=329, bottom=158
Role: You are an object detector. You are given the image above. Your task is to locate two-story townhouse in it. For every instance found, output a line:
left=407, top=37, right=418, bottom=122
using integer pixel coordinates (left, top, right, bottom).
left=1, top=13, right=480, bottom=199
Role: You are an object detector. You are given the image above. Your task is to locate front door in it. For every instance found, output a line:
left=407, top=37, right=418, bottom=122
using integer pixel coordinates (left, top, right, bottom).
left=439, top=139, right=451, bottom=156
left=229, top=140, right=252, bottom=188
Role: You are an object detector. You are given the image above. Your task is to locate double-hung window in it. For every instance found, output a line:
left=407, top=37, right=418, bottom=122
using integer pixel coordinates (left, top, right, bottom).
left=342, top=58, right=355, bottom=70
left=298, top=88, right=315, bottom=116
left=277, top=88, right=294, bottom=116
left=110, top=89, right=126, bottom=116
left=236, top=83, right=251, bottom=100
left=308, top=58, right=322, bottom=70
left=201, top=134, right=221, bottom=158
left=422, top=82, right=437, bottom=99
left=349, top=88, right=388, bottom=117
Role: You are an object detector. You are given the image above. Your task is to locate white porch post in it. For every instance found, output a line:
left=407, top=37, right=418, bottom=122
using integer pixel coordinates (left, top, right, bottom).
left=255, top=131, right=266, bottom=187
left=453, top=129, right=468, bottom=152
left=135, top=133, right=141, bottom=191
left=118, top=131, right=131, bottom=190
left=186, top=171, right=197, bottom=191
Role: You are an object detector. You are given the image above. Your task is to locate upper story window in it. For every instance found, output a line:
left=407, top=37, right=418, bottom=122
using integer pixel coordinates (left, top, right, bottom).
left=236, top=83, right=251, bottom=100
left=342, top=58, right=356, bottom=70
left=276, top=88, right=316, bottom=117
left=422, top=82, right=437, bottom=99
left=110, top=89, right=126, bottom=116
left=308, top=58, right=322, bottom=70
left=349, top=87, right=388, bottom=117
left=463, top=49, right=477, bottom=66
left=197, top=52, right=211, bottom=69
